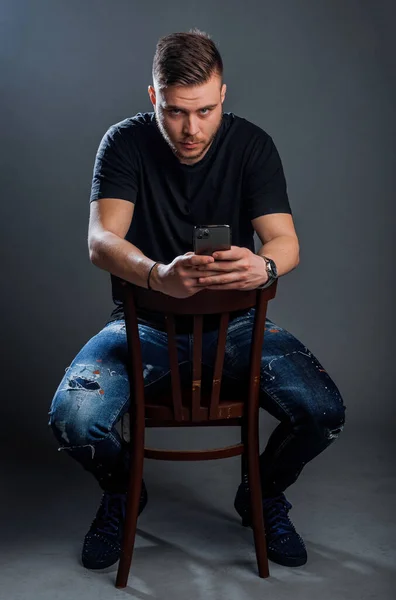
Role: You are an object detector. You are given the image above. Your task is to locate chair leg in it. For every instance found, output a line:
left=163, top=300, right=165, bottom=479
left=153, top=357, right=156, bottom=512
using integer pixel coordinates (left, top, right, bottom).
left=115, top=418, right=145, bottom=589
left=246, top=427, right=269, bottom=578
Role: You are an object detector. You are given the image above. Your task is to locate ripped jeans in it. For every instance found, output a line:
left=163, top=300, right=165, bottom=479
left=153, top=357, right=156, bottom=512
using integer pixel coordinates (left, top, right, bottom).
left=48, top=310, right=346, bottom=496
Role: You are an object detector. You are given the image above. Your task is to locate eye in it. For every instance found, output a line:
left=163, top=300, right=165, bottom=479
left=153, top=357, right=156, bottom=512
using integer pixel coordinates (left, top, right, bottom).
left=200, top=108, right=211, bottom=115
left=169, top=109, right=181, bottom=115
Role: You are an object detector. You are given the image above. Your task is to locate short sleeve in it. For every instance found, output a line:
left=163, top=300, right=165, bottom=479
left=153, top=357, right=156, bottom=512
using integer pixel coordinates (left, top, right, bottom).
left=244, top=133, right=292, bottom=219
left=90, top=125, right=138, bottom=203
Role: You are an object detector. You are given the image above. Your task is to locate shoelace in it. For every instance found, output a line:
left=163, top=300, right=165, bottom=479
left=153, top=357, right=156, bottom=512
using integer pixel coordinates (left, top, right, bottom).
left=262, top=494, right=294, bottom=539
left=96, top=493, right=126, bottom=537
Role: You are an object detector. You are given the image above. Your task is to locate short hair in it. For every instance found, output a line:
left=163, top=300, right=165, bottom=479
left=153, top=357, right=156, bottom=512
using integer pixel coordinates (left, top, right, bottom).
left=152, top=29, right=223, bottom=88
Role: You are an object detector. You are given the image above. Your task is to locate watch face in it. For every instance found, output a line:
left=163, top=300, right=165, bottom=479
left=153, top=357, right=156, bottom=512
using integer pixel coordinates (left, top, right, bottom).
left=269, top=259, right=278, bottom=278
left=264, top=257, right=278, bottom=279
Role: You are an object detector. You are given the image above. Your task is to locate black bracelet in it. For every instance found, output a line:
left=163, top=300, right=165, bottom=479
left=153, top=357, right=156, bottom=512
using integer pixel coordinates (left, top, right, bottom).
left=147, top=261, right=159, bottom=290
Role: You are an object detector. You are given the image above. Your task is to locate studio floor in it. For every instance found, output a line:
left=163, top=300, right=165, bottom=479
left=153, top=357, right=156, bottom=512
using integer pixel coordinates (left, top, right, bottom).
left=1, top=423, right=395, bottom=600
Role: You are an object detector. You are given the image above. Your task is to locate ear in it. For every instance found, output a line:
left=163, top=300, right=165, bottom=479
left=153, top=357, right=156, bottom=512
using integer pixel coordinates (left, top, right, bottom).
left=148, top=85, right=156, bottom=107
left=221, top=83, right=227, bottom=103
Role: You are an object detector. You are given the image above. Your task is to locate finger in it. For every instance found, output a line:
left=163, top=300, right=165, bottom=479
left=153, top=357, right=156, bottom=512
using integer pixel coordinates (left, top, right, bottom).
left=212, top=245, right=245, bottom=261
left=200, top=283, right=251, bottom=290
left=196, top=267, right=235, bottom=278
left=185, top=281, right=209, bottom=294
left=198, top=272, right=245, bottom=286
left=183, top=254, right=215, bottom=267
left=182, top=268, right=211, bottom=279
left=198, top=260, right=242, bottom=273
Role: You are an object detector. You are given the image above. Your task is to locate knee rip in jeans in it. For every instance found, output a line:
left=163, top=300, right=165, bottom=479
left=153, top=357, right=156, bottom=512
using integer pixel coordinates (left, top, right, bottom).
left=61, top=363, right=105, bottom=395
left=51, top=362, right=129, bottom=458
left=320, top=392, right=346, bottom=442
left=323, top=409, right=345, bottom=441
left=52, top=363, right=110, bottom=457
left=325, top=424, right=344, bottom=441
left=60, top=362, right=127, bottom=397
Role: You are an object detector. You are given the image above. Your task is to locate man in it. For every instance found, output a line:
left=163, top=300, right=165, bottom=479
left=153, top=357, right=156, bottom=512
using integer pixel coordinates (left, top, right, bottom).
left=49, top=29, right=345, bottom=571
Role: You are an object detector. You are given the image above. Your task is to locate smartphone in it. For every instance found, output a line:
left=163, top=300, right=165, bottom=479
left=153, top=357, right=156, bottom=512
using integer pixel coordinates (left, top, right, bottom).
left=193, top=224, right=232, bottom=256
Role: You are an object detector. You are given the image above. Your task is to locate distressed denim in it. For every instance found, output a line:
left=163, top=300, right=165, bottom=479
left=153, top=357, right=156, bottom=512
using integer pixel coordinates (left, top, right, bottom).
left=48, top=310, right=345, bottom=495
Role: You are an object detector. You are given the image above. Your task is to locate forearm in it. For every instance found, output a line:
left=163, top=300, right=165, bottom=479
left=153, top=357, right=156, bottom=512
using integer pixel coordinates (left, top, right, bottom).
left=89, top=231, right=154, bottom=288
left=257, top=235, right=300, bottom=277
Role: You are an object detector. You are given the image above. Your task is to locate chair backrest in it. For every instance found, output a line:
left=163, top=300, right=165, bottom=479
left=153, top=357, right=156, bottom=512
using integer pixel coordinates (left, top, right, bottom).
left=122, top=284, right=277, bottom=422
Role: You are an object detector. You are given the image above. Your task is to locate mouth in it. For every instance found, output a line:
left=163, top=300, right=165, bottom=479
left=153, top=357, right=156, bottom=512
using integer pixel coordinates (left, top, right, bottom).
left=180, top=141, right=201, bottom=150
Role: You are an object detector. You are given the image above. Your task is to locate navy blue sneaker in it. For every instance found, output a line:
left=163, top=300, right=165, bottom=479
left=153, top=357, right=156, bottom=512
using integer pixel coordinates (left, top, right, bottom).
left=234, top=482, right=307, bottom=567
left=82, top=480, right=148, bottom=570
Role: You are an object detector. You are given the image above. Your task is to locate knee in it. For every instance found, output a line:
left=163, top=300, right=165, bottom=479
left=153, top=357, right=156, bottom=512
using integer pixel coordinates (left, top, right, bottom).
left=49, top=390, right=106, bottom=448
left=319, top=406, right=345, bottom=443
left=312, top=393, right=346, bottom=442
left=298, top=385, right=346, bottom=443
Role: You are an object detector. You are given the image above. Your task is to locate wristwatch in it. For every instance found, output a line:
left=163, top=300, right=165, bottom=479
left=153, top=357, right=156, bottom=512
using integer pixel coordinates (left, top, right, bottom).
left=259, top=255, right=278, bottom=289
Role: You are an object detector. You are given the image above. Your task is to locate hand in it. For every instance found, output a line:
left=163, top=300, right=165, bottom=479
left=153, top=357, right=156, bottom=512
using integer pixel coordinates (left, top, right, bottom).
left=196, top=246, right=268, bottom=290
left=150, top=252, right=215, bottom=298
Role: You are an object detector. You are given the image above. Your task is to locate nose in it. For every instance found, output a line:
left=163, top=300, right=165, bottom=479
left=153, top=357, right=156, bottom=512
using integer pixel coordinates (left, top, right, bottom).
left=182, top=115, right=199, bottom=138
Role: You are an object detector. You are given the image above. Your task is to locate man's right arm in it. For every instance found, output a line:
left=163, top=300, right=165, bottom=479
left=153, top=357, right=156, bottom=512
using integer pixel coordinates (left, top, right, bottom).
left=88, top=198, right=215, bottom=297
left=88, top=198, right=154, bottom=288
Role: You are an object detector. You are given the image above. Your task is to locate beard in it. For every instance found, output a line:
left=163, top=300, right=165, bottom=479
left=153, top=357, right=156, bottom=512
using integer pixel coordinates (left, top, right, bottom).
left=156, top=112, right=223, bottom=164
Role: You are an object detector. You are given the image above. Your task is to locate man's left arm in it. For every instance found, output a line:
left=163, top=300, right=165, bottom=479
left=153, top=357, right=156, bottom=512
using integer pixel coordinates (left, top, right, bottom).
left=254, top=212, right=300, bottom=280
left=196, top=213, right=299, bottom=290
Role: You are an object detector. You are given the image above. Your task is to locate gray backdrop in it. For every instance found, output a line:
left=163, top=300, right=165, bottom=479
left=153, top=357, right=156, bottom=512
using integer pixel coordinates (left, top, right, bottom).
left=1, top=2, right=396, bottom=598
left=1, top=0, right=395, bottom=450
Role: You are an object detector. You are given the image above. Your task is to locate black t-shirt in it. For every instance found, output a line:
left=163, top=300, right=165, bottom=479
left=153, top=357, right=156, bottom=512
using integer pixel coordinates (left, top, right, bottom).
left=90, top=112, right=292, bottom=330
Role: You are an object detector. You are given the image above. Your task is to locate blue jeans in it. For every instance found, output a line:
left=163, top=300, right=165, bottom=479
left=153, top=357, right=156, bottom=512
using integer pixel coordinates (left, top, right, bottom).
left=48, top=310, right=346, bottom=496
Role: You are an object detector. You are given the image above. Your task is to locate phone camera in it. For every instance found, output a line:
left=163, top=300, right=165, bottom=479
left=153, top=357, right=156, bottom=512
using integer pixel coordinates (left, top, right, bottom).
left=203, top=229, right=209, bottom=238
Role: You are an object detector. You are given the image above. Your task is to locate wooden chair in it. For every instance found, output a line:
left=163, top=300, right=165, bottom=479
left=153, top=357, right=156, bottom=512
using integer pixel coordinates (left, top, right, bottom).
left=115, top=282, right=278, bottom=589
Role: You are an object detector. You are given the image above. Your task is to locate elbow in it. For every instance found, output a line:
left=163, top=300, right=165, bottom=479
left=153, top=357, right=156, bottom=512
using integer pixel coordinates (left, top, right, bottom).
left=294, top=240, right=300, bottom=269
left=88, top=235, right=102, bottom=265
left=89, top=229, right=115, bottom=266
left=89, top=249, right=98, bottom=265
